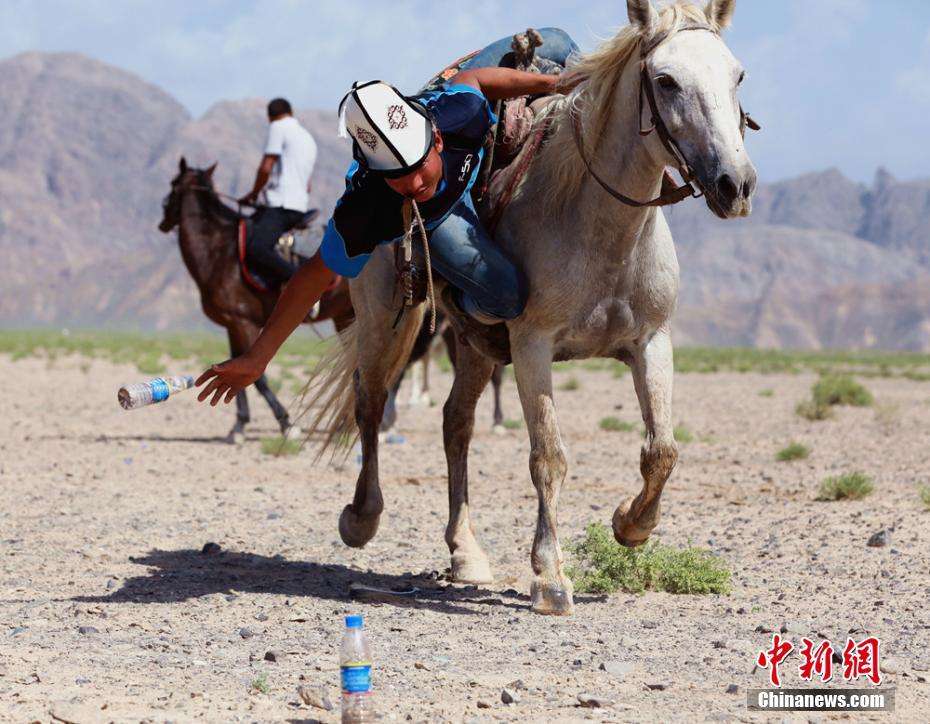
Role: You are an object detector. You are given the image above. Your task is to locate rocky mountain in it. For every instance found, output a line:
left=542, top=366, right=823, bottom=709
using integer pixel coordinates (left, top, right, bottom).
left=1, top=51, right=928, bottom=350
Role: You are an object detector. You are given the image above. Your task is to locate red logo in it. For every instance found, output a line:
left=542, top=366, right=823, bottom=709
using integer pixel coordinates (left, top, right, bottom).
left=757, top=634, right=794, bottom=687
left=843, top=637, right=882, bottom=685
left=798, top=638, right=834, bottom=683
left=756, top=633, right=883, bottom=687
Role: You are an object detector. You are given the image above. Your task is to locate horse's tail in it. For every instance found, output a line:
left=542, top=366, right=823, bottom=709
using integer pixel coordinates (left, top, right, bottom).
left=294, top=322, right=360, bottom=460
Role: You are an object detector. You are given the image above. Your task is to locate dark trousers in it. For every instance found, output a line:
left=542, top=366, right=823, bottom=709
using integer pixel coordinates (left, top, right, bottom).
left=248, top=206, right=305, bottom=284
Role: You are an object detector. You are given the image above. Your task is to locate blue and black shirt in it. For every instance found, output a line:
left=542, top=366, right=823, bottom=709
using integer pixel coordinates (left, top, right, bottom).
left=320, top=84, right=496, bottom=277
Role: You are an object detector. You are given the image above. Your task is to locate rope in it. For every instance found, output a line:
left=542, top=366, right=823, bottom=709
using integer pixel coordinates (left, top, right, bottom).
left=401, top=199, right=436, bottom=334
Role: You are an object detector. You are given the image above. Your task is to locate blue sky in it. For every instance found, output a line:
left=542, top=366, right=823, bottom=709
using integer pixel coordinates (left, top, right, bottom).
left=2, top=0, right=929, bottom=183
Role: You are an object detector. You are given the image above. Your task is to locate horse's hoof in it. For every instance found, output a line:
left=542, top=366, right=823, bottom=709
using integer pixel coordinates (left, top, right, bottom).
left=492, top=424, right=506, bottom=436
left=227, top=430, right=245, bottom=445
left=283, top=424, right=303, bottom=441
left=612, top=497, right=652, bottom=548
left=338, top=505, right=380, bottom=548
left=451, top=552, right=493, bottom=585
left=530, top=578, right=574, bottom=616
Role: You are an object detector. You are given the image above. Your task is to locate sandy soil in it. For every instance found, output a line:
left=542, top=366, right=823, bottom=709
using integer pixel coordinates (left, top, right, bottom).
left=1, top=352, right=929, bottom=723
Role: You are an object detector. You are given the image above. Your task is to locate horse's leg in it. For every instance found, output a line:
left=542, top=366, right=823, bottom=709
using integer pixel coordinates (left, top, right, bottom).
left=511, top=335, right=573, bottom=615
left=491, top=364, right=505, bottom=433
left=226, top=326, right=251, bottom=444
left=613, top=326, right=678, bottom=547
left=443, top=344, right=496, bottom=584
left=254, top=374, right=292, bottom=437
left=340, top=296, right=423, bottom=548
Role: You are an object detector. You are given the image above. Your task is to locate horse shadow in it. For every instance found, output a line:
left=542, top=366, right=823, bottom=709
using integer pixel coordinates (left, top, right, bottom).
left=73, top=547, right=528, bottom=616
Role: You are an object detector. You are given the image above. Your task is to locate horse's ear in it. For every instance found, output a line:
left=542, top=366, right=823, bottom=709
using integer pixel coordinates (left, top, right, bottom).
left=627, top=0, right=658, bottom=37
left=706, top=0, right=736, bottom=30
left=205, top=162, right=217, bottom=179
left=179, top=156, right=188, bottom=173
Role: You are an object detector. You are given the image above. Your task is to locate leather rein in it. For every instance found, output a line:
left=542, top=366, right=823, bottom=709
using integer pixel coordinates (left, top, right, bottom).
left=570, top=24, right=760, bottom=209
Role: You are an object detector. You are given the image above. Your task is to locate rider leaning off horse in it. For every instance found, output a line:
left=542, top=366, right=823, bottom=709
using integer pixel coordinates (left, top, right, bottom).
left=197, top=60, right=572, bottom=404
left=239, top=97, right=318, bottom=285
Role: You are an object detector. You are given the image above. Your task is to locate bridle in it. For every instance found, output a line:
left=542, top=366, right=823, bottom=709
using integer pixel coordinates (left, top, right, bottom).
left=162, top=174, right=257, bottom=218
left=571, top=23, right=760, bottom=209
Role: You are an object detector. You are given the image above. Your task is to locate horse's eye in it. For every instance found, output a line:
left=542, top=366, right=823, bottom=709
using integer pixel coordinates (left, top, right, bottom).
left=656, top=75, right=679, bottom=91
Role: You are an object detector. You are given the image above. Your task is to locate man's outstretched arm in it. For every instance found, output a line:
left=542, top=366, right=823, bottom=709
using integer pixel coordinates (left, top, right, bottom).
left=450, top=67, right=559, bottom=101
left=195, top=255, right=335, bottom=405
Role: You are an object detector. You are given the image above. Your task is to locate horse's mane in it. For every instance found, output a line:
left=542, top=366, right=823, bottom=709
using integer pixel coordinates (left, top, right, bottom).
left=541, top=1, right=714, bottom=211
left=192, top=170, right=241, bottom=224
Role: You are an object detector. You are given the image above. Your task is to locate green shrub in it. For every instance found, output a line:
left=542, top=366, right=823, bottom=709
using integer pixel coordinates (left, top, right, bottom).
left=919, top=486, right=930, bottom=511
left=502, top=418, right=523, bottom=430
left=559, top=376, right=580, bottom=391
left=599, top=416, right=635, bottom=432
left=673, top=425, right=693, bottom=443
left=251, top=673, right=269, bottom=694
left=566, top=523, right=731, bottom=595
left=796, top=399, right=834, bottom=421
left=776, top=442, right=810, bottom=462
left=812, top=375, right=873, bottom=408
left=261, top=436, right=301, bottom=457
left=816, top=472, right=874, bottom=501
left=758, top=388, right=774, bottom=397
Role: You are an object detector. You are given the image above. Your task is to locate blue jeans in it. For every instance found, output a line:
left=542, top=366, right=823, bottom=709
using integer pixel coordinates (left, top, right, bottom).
left=460, top=27, right=579, bottom=72
left=432, top=27, right=576, bottom=321
left=429, top=195, right=527, bottom=320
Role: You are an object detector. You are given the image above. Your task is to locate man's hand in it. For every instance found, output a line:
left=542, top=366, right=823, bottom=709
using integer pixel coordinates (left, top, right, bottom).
left=196, top=353, right=267, bottom=406
left=238, top=190, right=258, bottom=206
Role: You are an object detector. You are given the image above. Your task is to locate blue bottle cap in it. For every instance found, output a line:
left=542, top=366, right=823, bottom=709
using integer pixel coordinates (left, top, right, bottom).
left=345, top=615, right=363, bottom=628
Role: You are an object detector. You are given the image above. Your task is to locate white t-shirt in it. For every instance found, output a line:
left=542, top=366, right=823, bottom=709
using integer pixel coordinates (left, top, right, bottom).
left=263, top=116, right=317, bottom=212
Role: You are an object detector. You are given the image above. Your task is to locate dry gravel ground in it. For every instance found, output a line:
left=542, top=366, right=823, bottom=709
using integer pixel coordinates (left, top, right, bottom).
left=2, top=352, right=929, bottom=723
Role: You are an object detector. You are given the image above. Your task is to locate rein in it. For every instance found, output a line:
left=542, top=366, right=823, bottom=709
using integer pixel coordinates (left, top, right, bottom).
left=571, top=23, right=759, bottom=209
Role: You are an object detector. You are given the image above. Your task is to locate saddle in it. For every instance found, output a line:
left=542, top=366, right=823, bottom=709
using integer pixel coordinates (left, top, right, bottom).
left=237, top=209, right=321, bottom=293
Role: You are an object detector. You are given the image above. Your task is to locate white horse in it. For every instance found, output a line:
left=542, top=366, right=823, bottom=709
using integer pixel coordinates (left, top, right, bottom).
left=307, top=0, right=756, bottom=616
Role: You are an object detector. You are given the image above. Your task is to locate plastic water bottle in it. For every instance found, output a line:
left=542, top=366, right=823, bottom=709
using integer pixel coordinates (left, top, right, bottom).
left=118, top=375, right=194, bottom=410
left=340, top=614, right=375, bottom=723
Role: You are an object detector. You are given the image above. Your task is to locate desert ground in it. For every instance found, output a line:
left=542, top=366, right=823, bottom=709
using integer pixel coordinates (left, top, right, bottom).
left=1, top=334, right=929, bottom=723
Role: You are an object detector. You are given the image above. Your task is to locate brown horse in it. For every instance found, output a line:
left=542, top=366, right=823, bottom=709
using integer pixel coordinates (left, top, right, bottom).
left=158, top=157, right=354, bottom=443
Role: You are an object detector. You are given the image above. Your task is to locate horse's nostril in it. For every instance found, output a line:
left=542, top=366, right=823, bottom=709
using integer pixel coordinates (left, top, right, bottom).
left=741, top=180, right=752, bottom=199
left=716, top=174, right=739, bottom=204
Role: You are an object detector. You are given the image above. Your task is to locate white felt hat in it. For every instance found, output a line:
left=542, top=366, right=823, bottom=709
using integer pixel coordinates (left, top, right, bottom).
left=338, top=81, right=433, bottom=177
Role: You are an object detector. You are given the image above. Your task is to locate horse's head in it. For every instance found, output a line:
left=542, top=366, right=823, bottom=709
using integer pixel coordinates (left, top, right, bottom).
left=627, top=0, right=757, bottom=218
left=158, top=157, right=217, bottom=232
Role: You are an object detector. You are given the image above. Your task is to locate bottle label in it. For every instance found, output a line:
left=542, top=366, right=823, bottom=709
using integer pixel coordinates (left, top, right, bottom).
left=341, top=663, right=372, bottom=693
left=150, top=378, right=170, bottom=403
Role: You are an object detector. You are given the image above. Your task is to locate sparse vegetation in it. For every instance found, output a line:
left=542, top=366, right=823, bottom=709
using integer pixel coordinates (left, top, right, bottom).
left=251, top=673, right=269, bottom=694
left=758, top=388, right=774, bottom=397
left=796, top=374, right=872, bottom=421
left=776, top=442, right=811, bottom=462
left=873, top=401, right=900, bottom=433
left=599, top=416, right=635, bottom=432
left=673, top=424, right=693, bottom=443
left=812, top=375, right=873, bottom=408
left=261, top=436, right=301, bottom=457
left=502, top=418, right=523, bottom=430
left=796, top=399, right=834, bottom=421
left=567, top=523, right=731, bottom=595
left=816, top=472, right=874, bottom=501
left=919, top=486, right=930, bottom=511
left=559, top=376, right=581, bottom=391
